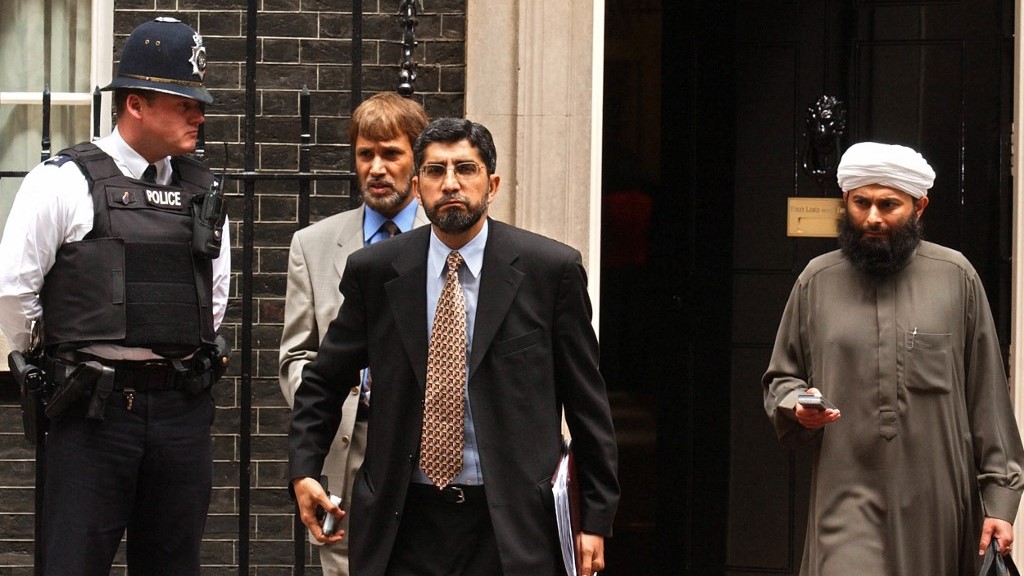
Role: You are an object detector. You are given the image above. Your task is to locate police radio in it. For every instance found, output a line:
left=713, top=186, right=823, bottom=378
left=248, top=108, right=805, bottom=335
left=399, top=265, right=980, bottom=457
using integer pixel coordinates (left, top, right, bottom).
left=191, top=170, right=227, bottom=258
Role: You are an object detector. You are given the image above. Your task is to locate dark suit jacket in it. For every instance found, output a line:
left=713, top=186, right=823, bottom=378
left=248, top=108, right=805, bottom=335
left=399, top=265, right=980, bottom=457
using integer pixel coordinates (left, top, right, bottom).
left=289, top=219, right=619, bottom=576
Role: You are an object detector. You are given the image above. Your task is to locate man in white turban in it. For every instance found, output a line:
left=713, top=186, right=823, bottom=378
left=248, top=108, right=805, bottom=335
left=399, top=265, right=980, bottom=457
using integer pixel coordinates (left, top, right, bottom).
left=762, top=142, right=1024, bottom=575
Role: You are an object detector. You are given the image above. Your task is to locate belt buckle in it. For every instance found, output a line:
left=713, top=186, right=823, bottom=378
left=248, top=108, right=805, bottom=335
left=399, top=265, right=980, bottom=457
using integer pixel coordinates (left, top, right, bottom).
left=449, top=486, right=465, bottom=504
left=143, top=361, right=173, bottom=390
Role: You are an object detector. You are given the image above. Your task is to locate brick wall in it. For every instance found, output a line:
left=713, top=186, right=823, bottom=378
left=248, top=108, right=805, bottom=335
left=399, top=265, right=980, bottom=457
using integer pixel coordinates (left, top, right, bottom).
left=0, top=1, right=466, bottom=574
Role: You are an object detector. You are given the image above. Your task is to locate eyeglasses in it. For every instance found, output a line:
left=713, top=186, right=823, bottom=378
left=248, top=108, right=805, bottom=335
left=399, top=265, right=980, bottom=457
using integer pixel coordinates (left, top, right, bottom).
left=419, top=162, right=484, bottom=182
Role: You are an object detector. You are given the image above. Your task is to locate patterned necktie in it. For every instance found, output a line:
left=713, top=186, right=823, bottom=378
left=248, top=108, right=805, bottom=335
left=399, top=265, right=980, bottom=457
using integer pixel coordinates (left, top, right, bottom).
left=420, top=251, right=466, bottom=488
left=142, top=164, right=157, bottom=184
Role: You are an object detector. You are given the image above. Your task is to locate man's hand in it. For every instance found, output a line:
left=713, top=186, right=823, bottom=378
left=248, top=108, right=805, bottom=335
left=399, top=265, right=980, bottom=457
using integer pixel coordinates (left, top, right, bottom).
left=794, top=388, right=841, bottom=429
left=292, top=476, right=345, bottom=543
left=979, top=517, right=1014, bottom=557
left=577, top=532, right=605, bottom=576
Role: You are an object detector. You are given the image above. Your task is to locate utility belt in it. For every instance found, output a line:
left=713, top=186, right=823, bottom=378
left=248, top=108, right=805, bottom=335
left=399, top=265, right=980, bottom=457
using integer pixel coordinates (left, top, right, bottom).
left=48, top=354, right=217, bottom=391
left=9, top=336, right=229, bottom=442
left=42, top=352, right=216, bottom=418
left=107, top=359, right=203, bottom=392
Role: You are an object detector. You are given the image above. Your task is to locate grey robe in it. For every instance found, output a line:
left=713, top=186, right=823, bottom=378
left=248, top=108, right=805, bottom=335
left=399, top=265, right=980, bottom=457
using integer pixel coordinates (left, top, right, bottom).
left=763, top=241, right=1024, bottom=576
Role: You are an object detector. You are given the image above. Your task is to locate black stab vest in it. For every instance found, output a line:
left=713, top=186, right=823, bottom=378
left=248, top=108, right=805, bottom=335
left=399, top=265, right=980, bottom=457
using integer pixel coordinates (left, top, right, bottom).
left=40, top=143, right=217, bottom=357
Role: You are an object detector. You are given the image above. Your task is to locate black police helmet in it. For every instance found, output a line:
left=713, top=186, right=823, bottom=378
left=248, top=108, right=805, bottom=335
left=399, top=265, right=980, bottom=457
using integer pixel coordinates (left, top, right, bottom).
left=101, top=17, right=213, bottom=104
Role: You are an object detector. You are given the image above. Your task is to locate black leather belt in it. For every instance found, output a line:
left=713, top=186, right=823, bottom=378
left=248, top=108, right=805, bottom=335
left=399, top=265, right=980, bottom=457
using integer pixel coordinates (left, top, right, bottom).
left=110, top=361, right=181, bottom=392
left=52, top=357, right=183, bottom=392
left=408, top=483, right=486, bottom=505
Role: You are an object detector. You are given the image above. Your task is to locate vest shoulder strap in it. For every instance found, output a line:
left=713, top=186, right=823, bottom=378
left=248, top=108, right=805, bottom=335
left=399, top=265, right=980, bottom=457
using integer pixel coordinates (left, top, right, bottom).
left=51, top=142, right=123, bottom=186
left=172, top=154, right=215, bottom=190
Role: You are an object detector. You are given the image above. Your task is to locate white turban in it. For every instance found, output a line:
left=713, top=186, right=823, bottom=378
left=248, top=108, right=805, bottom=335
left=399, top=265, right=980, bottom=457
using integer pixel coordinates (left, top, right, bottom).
left=836, top=142, right=935, bottom=198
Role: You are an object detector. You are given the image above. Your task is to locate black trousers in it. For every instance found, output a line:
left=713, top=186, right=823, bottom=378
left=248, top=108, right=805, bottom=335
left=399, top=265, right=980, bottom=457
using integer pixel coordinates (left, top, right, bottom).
left=42, top=387, right=214, bottom=576
left=385, top=484, right=503, bottom=576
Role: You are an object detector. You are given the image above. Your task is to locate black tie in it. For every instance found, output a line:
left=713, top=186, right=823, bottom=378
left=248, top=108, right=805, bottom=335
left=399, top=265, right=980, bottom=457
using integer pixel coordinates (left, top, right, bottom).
left=142, top=164, right=157, bottom=184
left=381, top=220, right=400, bottom=239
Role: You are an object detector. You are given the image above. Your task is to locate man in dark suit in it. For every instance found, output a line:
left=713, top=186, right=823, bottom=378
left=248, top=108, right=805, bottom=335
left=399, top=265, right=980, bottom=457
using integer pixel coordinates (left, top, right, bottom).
left=279, top=92, right=429, bottom=576
left=289, top=118, right=619, bottom=576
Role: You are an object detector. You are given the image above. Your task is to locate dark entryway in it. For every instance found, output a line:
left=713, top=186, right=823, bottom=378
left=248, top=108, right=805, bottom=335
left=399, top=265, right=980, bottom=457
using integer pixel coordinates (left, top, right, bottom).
left=603, top=0, right=1013, bottom=573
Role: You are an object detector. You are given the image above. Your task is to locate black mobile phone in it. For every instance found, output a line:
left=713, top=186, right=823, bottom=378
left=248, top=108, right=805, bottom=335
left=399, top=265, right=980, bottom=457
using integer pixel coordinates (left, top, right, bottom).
left=797, top=393, right=837, bottom=411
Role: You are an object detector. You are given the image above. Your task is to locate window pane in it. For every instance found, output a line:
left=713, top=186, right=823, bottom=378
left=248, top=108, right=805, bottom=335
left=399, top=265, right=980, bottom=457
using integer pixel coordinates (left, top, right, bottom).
left=3, top=0, right=92, bottom=92
left=1, top=0, right=93, bottom=234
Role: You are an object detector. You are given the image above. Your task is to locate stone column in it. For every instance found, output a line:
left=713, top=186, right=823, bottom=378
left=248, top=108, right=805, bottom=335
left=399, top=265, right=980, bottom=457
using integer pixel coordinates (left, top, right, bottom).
left=465, top=0, right=605, bottom=324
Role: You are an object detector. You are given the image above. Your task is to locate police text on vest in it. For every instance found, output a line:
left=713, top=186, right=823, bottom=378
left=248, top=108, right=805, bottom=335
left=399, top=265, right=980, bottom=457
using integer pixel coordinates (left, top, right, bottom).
left=146, top=189, right=181, bottom=208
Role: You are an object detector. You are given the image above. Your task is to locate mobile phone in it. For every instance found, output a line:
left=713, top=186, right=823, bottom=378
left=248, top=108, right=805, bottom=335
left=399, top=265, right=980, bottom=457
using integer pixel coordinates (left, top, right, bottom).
left=321, top=494, right=343, bottom=535
left=797, top=393, right=837, bottom=411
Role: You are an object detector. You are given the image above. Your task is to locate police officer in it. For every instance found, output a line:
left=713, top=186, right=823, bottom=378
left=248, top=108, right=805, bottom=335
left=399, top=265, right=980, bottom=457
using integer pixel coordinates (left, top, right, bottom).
left=0, top=17, right=230, bottom=576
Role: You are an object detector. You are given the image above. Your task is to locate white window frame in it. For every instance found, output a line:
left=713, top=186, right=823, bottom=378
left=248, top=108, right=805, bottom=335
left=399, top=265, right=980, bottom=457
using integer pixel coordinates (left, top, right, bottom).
left=0, top=0, right=114, bottom=138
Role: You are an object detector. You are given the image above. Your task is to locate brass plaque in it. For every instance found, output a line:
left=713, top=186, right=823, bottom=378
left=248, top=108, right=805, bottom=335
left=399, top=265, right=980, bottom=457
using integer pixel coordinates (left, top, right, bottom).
left=787, top=198, right=845, bottom=238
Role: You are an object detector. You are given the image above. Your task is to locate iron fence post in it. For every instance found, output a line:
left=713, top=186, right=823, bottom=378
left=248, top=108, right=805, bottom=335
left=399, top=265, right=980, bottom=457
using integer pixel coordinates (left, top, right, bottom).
left=41, top=87, right=51, bottom=162
left=240, top=0, right=258, bottom=574
left=398, top=0, right=419, bottom=96
left=92, top=86, right=101, bottom=142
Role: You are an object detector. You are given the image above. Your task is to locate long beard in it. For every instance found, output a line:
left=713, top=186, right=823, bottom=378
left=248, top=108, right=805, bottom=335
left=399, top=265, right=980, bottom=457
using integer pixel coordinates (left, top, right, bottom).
left=838, top=211, right=923, bottom=276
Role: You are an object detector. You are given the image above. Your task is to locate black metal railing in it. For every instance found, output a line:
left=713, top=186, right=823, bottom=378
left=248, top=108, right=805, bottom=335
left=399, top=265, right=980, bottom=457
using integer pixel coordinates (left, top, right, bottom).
left=0, top=0, right=423, bottom=572
left=398, top=0, right=420, bottom=96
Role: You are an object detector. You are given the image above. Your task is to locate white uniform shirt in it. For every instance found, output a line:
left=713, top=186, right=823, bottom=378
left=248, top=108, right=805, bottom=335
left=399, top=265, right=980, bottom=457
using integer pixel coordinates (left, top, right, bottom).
left=0, top=127, right=231, bottom=359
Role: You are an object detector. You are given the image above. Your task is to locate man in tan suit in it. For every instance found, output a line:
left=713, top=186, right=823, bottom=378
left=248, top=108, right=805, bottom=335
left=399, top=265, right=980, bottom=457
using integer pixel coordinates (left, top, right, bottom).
left=279, top=92, right=429, bottom=575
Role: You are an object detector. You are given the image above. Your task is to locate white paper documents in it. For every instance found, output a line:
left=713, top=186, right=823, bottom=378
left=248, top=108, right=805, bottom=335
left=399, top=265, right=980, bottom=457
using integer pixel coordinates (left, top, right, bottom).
left=552, top=440, right=578, bottom=576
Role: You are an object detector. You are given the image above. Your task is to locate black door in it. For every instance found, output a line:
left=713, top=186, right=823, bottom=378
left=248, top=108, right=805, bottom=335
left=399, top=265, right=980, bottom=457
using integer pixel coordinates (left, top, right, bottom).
left=726, top=1, right=1012, bottom=574
left=650, top=0, right=1012, bottom=573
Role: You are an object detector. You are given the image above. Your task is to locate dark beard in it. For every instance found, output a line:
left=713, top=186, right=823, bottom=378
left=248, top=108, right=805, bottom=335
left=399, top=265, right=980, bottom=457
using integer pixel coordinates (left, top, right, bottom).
left=838, top=211, right=923, bottom=276
left=426, top=196, right=487, bottom=234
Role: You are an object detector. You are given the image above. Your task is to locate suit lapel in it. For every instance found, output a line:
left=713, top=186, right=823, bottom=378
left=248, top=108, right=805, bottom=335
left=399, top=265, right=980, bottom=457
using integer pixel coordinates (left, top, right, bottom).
left=338, top=204, right=428, bottom=279
left=385, top=227, right=431, bottom=387
left=333, top=205, right=366, bottom=279
left=470, top=220, right=523, bottom=379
